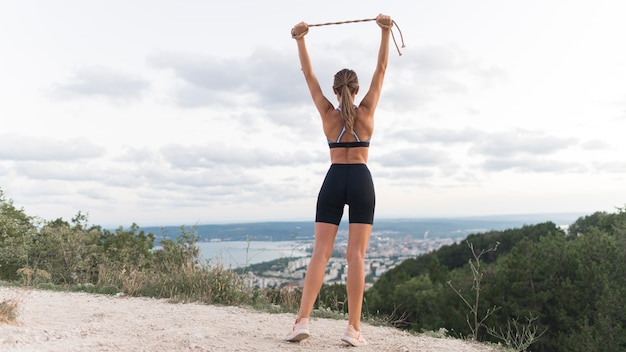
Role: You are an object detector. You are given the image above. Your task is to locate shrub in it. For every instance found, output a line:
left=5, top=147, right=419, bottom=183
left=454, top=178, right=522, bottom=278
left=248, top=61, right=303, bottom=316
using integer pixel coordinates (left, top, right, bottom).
left=0, top=297, right=20, bottom=324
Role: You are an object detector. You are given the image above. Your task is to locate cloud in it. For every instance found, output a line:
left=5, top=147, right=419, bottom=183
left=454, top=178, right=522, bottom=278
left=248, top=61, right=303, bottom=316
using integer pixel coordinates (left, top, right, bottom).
left=115, top=147, right=158, bottom=164
left=265, top=107, right=321, bottom=133
left=580, top=139, right=611, bottom=150
left=470, top=129, right=578, bottom=157
left=373, top=146, right=451, bottom=168
left=611, top=97, right=626, bottom=120
left=53, top=65, right=149, bottom=103
left=591, top=161, right=626, bottom=174
left=482, top=156, right=586, bottom=173
left=0, top=135, right=105, bottom=161
left=114, top=146, right=263, bottom=188
left=144, top=41, right=507, bottom=132
left=382, top=45, right=507, bottom=111
left=147, top=40, right=492, bottom=115
left=149, top=48, right=306, bottom=108
left=159, top=143, right=325, bottom=169
left=14, top=162, right=105, bottom=182
left=5, top=153, right=277, bottom=208
left=392, top=127, right=486, bottom=144
left=370, top=127, right=602, bottom=177
left=111, top=146, right=324, bottom=204
left=0, top=164, right=8, bottom=176
left=380, top=167, right=436, bottom=181
left=151, top=166, right=261, bottom=189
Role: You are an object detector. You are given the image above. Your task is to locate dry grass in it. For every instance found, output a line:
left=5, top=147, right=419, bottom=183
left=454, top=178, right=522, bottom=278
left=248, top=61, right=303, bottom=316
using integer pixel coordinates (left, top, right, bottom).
left=0, top=297, right=20, bottom=324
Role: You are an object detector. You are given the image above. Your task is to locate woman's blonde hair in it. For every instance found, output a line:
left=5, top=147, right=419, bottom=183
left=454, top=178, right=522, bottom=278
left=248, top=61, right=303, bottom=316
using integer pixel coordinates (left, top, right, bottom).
left=333, top=69, right=359, bottom=135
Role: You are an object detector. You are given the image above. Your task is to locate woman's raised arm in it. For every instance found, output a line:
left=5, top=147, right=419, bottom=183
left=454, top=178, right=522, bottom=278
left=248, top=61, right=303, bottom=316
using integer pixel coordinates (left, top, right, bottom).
left=359, top=14, right=392, bottom=113
left=292, top=22, right=334, bottom=117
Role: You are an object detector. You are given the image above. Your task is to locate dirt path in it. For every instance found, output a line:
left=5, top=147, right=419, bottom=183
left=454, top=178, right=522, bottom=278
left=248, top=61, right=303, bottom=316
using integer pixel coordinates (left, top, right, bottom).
left=1, top=287, right=501, bottom=352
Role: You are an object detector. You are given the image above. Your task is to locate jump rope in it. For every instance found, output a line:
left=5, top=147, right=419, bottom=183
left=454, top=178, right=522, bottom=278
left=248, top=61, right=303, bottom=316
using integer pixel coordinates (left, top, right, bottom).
left=292, top=18, right=406, bottom=56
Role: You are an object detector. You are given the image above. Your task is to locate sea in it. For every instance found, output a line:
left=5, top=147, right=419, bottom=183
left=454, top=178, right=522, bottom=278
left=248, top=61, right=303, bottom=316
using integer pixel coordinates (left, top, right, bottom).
left=197, top=240, right=311, bottom=268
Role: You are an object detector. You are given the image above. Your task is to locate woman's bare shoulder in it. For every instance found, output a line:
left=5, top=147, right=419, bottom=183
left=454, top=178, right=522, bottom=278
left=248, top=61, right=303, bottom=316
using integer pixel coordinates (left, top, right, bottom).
left=356, top=105, right=375, bottom=120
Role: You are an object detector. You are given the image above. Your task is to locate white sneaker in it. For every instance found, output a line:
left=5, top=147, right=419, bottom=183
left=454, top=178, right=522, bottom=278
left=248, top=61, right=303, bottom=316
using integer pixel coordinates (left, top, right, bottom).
left=285, top=318, right=310, bottom=342
left=341, top=324, right=367, bottom=346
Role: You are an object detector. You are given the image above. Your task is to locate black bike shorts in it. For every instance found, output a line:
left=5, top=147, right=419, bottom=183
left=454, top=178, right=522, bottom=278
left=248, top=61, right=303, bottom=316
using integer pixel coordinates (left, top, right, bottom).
left=315, top=164, right=375, bottom=225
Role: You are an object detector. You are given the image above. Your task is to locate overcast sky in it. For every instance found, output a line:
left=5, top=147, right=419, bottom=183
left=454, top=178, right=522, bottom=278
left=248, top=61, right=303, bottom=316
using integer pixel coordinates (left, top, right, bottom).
left=1, top=1, right=625, bottom=227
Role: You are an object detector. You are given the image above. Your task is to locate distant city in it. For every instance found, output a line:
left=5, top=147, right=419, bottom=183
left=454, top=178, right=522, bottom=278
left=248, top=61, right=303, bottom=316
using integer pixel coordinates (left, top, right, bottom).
left=241, top=228, right=460, bottom=290
left=141, top=213, right=584, bottom=290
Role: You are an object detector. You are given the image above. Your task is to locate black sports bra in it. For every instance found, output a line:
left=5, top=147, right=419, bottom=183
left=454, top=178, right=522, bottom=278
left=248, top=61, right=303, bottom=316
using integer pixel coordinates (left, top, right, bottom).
left=327, top=125, right=371, bottom=149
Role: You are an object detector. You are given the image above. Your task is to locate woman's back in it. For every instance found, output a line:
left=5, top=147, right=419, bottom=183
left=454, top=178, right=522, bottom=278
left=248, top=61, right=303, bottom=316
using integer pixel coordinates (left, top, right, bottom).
left=323, top=107, right=373, bottom=164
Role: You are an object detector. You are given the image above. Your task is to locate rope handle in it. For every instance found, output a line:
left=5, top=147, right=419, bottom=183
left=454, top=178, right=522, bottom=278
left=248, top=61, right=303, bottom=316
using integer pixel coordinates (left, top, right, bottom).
left=291, top=18, right=406, bottom=56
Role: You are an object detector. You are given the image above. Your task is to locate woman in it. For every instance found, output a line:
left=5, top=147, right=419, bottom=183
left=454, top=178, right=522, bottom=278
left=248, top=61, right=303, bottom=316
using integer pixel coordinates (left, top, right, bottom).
left=285, top=14, right=392, bottom=347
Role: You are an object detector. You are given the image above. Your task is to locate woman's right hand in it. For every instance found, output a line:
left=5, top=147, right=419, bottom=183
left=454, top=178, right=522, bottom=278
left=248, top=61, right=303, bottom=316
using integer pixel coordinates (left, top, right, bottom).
left=291, top=22, right=309, bottom=39
left=376, top=14, right=392, bottom=29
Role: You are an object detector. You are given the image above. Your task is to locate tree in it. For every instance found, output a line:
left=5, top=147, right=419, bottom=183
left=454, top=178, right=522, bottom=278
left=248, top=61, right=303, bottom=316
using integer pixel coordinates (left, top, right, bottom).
left=31, top=213, right=101, bottom=285
left=447, top=241, right=500, bottom=341
left=0, top=189, right=38, bottom=281
left=98, top=223, right=155, bottom=270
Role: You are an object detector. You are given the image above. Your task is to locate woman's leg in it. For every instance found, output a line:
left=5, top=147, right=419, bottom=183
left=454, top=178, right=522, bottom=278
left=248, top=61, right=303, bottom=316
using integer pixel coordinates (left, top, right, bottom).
left=345, top=223, right=372, bottom=331
left=296, top=222, right=339, bottom=320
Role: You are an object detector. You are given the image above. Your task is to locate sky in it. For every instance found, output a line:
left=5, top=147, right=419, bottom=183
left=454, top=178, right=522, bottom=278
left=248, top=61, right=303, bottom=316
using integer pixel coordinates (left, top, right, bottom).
left=1, top=0, right=626, bottom=227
